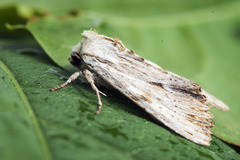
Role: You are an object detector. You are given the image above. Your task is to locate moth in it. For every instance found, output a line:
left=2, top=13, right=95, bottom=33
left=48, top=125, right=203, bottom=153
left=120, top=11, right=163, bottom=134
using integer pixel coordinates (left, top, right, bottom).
left=50, top=30, right=229, bottom=145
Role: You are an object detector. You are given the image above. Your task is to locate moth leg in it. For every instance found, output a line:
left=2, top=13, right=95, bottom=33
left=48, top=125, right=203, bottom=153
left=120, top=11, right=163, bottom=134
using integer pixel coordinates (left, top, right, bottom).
left=84, top=69, right=106, bottom=114
left=50, top=71, right=82, bottom=91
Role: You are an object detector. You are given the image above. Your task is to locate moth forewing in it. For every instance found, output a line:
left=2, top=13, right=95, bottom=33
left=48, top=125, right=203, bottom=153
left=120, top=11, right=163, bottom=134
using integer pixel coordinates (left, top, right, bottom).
left=50, top=30, right=229, bottom=146
left=202, top=90, right=229, bottom=111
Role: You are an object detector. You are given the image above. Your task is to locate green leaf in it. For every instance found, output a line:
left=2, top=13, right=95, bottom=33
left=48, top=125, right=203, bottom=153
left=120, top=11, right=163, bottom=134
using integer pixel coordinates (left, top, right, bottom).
left=0, top=38, right=239, bottom=160
left=0, top=4, right=25, bottom=34
left=24, top=5, right=240, bottom=146
left=0, top=4, right=46, bottom=36
left=0, top=60, right=52, bottom=160
left=0, top=0, right=238, bottom=17
left=1, top=0, right=240, bottom=159
left=26, top=17, right=102, bottom=71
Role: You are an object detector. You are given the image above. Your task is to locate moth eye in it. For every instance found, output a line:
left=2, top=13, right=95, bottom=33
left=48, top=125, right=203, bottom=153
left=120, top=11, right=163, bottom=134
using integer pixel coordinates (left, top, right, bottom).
left=69, top=54, right=81, bottom=66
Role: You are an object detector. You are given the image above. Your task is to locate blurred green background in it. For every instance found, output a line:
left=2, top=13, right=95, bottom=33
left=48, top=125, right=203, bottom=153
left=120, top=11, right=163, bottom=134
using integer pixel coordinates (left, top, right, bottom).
left=0, top=0, right=240, bottom=160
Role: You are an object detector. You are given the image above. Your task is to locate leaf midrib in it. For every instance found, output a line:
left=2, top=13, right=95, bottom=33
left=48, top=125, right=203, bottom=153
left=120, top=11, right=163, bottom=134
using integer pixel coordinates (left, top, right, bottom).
left=0, top=60, right=54, bottom=160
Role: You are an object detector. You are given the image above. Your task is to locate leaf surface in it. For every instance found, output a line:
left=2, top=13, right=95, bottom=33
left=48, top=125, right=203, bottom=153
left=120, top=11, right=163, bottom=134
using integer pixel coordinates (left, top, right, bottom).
left=1, top=44, right=239, bottom=160
left=25, top=9, right=240, bottom=146
left=0, top=0, right=240, bottom=159
left=0, top=60, right=52, bottom=160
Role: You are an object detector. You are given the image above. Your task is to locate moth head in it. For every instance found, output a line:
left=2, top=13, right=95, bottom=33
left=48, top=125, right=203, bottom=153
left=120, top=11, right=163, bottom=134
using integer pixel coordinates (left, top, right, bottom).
left=82, top=30, right=98, bottom=40
left=69, top=43, right=82, bottom=67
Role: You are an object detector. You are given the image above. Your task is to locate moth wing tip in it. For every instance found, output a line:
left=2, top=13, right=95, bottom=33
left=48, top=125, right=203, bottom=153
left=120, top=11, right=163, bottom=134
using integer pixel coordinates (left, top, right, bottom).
left=221, top=106, right=230, bottom=111
left=202, top=141, right=211, bottom=146
left=202, top=90, right=230, bottom=111
left=213, top=101, right=230, bottom=111
left=194, top=137, right=211, bottom=146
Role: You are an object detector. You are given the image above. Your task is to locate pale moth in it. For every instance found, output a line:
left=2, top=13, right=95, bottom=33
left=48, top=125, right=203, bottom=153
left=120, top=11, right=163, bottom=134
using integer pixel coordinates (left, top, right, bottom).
left=50, top=30, right=229, bottom=146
